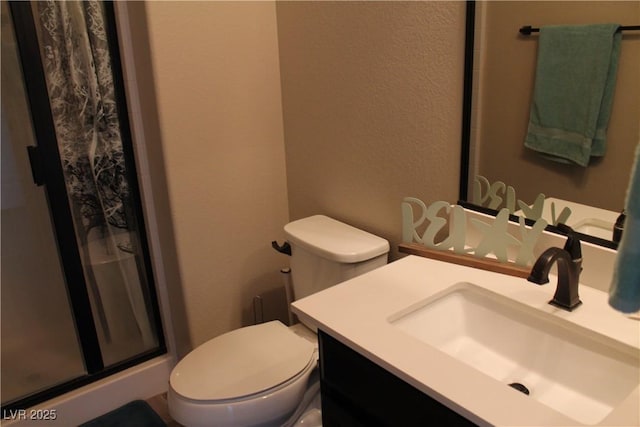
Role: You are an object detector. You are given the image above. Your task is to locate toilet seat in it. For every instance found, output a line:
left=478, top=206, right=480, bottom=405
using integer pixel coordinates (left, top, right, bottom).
left=168, top=321, right=317, bottom=427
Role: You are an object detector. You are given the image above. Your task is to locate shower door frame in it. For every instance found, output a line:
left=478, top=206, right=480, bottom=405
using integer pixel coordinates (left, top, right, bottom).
left=3, top=1, right=166, bottom=413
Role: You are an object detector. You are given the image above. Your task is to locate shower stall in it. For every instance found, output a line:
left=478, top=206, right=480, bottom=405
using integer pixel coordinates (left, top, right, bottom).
left=1, top=0, right=166, bottom=415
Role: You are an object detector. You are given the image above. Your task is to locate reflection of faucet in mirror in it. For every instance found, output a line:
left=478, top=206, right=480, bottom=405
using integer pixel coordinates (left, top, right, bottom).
left=460, top=1, right=640, bottom=247
left=612, top=210, right=626, bottom=243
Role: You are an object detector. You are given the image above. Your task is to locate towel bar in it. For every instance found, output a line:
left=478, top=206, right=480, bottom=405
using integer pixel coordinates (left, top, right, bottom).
left=520, top=24, right=640, bottom=36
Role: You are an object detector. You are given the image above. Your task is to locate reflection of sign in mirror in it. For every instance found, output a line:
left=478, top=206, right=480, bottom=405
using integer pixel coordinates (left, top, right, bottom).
left=402, top=198, right=547, bottom=266
left=473, top=175, right=571, bottom=226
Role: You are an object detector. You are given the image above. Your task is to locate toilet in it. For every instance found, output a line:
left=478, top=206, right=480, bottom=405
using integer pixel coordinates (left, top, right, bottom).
left=168, top=215, right=389, bottom=427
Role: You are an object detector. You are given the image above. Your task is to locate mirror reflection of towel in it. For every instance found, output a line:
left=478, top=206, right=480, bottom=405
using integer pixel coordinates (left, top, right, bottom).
left=524, top=24, right=622, bottom=167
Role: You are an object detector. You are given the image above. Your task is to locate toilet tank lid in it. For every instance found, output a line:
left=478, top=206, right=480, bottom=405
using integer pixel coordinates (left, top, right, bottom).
left=284, top=215, right=389, bottom=263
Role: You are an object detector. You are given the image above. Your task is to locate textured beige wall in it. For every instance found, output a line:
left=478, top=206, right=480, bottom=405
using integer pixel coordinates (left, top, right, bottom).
left=125, top=1, right=466, bottom=349
left=141, top=2, right=290, bottom=348
left=475, top=1, right=640, bottom=211
left=277, top=2, right=466, bottom=260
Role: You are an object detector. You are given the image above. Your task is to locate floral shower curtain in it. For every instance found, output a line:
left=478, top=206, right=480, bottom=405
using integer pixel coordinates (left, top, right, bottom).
left=35, top=0, right=154, bottom=349
left=37, top=0, right=128, bottom=233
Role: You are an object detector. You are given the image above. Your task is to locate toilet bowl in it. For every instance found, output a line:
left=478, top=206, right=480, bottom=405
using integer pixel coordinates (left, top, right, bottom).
left=169, top=321, right=317, bottom=427
left=168, top=216, right=389, bottom=426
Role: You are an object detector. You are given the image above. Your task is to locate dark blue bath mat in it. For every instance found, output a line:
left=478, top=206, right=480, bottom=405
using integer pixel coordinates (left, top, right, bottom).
left=79, top=400, right=166, bottom=427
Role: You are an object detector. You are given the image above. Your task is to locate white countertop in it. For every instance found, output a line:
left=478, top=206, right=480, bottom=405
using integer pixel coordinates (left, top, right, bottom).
left=291, top=255, right=640, bottom=426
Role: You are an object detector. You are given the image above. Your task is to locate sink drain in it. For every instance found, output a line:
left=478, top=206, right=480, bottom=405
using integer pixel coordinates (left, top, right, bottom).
left=508, top=382, right=530, bottom=395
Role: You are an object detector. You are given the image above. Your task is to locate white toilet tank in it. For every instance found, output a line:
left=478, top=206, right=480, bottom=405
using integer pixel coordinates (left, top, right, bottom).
left=284, top=215, right=389, bottom=301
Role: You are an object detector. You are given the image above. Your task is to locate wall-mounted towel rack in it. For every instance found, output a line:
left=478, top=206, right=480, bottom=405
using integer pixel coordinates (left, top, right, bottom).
left=520, top=25, right=640, bottom=36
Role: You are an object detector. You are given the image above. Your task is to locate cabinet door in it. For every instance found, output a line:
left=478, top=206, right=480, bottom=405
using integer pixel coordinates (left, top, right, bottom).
left=319, top=331, right=477, bottom=426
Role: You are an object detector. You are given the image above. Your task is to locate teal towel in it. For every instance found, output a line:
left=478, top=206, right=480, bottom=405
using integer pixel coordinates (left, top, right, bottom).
left=609, top=142, right=640, bottom=313
left=524, top=24, right=622, bottom=167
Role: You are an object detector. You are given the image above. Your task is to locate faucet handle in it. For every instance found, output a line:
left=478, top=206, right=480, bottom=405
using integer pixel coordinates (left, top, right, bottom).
left=555, top=223, right=582, bottom=261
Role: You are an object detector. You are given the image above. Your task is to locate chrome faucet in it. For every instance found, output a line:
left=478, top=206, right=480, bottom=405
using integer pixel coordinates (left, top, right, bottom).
left=527, top=224, right=582, bottom=311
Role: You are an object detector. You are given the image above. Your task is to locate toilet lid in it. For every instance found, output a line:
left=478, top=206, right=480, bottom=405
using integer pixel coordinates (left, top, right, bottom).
left=170, top=321, right=316, bottom=401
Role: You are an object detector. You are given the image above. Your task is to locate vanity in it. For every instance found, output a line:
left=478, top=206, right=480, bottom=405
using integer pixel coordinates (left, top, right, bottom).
left=292, top=255, right=640, bottom=426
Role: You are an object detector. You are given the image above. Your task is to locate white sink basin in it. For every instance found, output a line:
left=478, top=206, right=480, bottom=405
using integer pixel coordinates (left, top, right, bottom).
left=389, top=282, right=639, bottom=425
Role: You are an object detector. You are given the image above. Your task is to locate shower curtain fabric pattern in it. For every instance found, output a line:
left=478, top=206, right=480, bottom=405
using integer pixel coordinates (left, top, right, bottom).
left=37, top=0, right=128, bottom=235
left=36, top=0, right=155, bottom=349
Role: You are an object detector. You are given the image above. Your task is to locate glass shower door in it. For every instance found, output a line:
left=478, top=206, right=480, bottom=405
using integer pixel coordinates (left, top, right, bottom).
left=1, top=0, right=86, bottom=404
left=30, top=0, right=161, bottom=366
left=2, top=0, right=165, bottom=411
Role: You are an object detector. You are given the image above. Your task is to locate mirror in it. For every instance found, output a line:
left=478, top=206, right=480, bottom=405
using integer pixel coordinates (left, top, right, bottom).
left=460, top=1, right=640, bottom=247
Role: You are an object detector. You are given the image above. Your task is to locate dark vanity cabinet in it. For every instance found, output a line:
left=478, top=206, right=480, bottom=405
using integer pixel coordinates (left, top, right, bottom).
left=318, top=330, right=478, bottom=426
